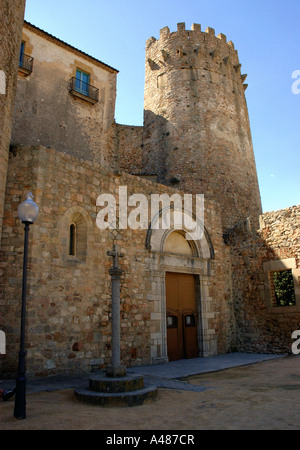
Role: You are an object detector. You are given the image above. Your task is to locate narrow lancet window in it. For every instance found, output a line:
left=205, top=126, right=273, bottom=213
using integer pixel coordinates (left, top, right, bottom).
left=69, top=223, right=76, bottom=256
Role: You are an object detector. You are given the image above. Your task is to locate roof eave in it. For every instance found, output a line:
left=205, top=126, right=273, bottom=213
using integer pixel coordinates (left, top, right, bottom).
left=23, top=20, right=119, bottom=74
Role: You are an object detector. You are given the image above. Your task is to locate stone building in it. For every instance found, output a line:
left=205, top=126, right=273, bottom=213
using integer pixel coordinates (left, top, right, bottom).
left=11, top=21, right=118, bottom=168
left=0, top=0, right=26, bottom=375
left=0, top=0, right=26, bottom=245
left=0, top=13, right=299, bottom=378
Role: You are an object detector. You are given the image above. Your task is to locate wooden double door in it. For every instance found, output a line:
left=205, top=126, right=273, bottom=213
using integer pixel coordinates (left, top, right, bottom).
left=166, top=272, right=199, bottom=361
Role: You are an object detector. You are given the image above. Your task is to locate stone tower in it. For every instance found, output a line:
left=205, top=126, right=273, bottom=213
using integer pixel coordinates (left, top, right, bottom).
left=142, top=23, right=262, bottom=230
left=0, top=0, right=26, bottom=244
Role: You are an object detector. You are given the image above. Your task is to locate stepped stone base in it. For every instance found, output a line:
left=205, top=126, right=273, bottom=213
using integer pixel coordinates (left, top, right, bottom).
left=74, top=371, right=158, bottom=407
left=89, top=373, right=144, bottom=393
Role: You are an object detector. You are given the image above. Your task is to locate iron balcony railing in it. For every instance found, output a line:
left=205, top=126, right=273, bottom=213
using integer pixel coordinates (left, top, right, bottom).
left=19, top=53, right=34, bottom=74
left=69, top=77, right=99, bottom=103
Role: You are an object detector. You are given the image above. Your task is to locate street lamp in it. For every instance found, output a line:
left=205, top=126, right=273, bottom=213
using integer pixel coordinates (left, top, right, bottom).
left=14, top=193, right=39, bottom=420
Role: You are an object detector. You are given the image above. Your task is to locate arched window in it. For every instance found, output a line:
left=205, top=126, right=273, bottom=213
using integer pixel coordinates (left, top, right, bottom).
left=60, top=207, right=90, bottom=265
left=68, top=213, right=87, bottom=261
left=69, top=223, right=76, bottom=256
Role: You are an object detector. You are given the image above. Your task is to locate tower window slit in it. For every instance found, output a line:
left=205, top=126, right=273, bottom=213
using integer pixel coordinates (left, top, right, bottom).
left=69, top=223, right=76, bottom=256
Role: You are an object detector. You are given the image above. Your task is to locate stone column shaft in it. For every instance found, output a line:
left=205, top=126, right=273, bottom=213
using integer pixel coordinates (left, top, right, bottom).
left=110, top=269, right=122, bottom=368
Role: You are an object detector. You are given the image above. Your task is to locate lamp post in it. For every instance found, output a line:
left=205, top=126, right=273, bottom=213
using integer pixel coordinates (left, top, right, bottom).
left=14, top=192, right=39, bottom=420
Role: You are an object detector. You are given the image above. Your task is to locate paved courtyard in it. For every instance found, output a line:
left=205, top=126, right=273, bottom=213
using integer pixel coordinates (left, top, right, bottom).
left=1, top=354, right=299, bottom=430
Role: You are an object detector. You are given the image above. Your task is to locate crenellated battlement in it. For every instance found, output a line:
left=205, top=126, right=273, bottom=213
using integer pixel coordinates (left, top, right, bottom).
left=145, top=22, right=247, bottom=89
left=146, top=22, right=237, bottom=51
left=143, top=22, right=261, bottom=230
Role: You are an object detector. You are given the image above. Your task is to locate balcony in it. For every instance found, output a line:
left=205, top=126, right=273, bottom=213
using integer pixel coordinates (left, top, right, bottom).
left=69, top=77, right=99, bottom=104
left=19, top=53, right=34, bottom=76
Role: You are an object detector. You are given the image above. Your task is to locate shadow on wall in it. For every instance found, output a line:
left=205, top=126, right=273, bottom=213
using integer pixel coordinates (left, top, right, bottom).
left=226, top=208, right=300, bottom=355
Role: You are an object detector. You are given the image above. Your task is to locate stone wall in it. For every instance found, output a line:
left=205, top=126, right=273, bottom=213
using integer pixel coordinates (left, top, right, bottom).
left=0, top=0, right=26, bottom=246
left=0, top=144, right=233, bottom=377
left=116, top=123, right=144, bottom=175
left=0, top=0, right=26, bottom=374
left=259, top=206, right=300, bottom=262
left=230, top=205, right=300, bottom=354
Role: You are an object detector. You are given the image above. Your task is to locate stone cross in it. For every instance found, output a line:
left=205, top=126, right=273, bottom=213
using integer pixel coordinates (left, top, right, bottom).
left=106, top=244, right=126, bottom=378
left=107, top=244, right=124, bottom=270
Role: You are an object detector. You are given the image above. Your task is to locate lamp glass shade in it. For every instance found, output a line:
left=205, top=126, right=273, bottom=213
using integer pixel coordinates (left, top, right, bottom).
left=18, top=192, right=39, bottom=223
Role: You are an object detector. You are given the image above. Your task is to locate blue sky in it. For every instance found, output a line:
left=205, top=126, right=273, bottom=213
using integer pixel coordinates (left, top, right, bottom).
left=24, top=0, right=299, bottom=213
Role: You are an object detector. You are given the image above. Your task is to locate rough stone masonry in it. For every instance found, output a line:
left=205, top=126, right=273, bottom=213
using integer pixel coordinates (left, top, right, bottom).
left=0, top=16, right=299, bottom=378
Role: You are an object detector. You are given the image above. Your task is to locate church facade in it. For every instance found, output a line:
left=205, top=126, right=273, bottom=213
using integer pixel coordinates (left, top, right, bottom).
left=0, top=5, right=299, bottom=378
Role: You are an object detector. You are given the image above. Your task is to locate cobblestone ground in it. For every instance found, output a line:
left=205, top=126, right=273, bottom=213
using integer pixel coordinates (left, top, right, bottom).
left=1, top=356, right=299, bottom=430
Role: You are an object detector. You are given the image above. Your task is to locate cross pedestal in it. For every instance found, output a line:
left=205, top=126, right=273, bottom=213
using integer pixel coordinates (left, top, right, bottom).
left=106, top=244, right=126, bottom=378
left=74, top=243, right=158, bottom=406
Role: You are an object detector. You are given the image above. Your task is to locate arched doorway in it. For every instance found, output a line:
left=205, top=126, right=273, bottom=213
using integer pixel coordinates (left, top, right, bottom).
left=145, top=209, right=215, bottom=364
